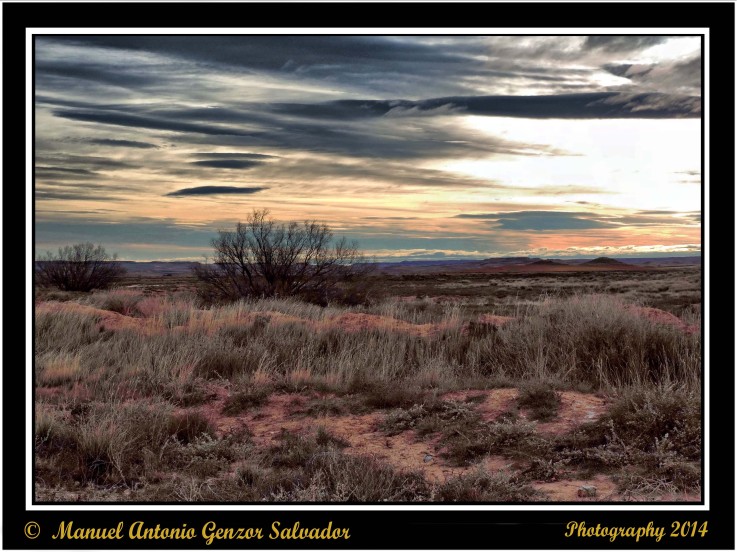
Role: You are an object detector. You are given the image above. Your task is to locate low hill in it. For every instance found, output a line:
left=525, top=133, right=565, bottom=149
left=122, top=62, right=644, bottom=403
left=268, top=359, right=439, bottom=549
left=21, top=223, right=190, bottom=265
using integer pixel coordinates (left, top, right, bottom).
left=582, top=257, right=628, bottom=266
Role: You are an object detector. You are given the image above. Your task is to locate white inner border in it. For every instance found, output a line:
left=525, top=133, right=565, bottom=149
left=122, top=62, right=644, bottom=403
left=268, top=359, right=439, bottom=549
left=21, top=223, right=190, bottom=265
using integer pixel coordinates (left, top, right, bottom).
left=26, top=27, right=709, bottom=512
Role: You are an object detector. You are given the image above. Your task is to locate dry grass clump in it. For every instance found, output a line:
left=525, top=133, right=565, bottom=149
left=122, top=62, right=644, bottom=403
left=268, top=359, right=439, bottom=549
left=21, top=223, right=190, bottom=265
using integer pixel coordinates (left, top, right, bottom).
left=35, top=292, right=700, bottom=396
left=381, top=398, right=479, bottom=437
left=226, top=429, right=431, bottom=502
left=517, top=380, right=562, bottom=421
left=477, top=295, right=700, bottom=389
left=555, top=385, right=700, bottom=491
left=437, top=469, right=541, bottom=502
left=442, top=416, right=551, bottom=466
left=35, top=400, right=214, bottom=485
left=221, top=388, right=270, bottom=416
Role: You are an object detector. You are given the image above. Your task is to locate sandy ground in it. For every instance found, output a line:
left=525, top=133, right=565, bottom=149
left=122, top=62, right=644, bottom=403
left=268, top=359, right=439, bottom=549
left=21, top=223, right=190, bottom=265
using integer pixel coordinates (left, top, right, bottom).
left=625, top=305, right=700, bottom=334
left=185, top=384, right=662, bottom=501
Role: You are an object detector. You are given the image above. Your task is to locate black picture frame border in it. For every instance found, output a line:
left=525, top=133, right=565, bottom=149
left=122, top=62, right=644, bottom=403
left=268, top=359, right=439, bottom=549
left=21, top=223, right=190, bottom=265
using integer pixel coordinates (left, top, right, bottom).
left=4, top=2, right=734, bottom=549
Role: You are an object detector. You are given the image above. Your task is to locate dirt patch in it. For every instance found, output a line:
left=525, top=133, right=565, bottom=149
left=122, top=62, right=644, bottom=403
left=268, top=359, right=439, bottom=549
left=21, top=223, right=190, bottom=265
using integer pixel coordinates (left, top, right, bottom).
left=35, top=382, right=94, bottom=404
left=35, top=387, right=63, bottom=400
left=322, top=412, right=511, bottom=483
left=522, top=391, right=608, bottom=436
left=442, top=389, right=519, bottom=422
left=38, top=300, right=462, bottom=339
left=532, top=474, right=619, bottom=501
left=476, top=314, right=515, bottom=326
left=36, top=301, right=154, bottom=334
left=40, top=378, right=696, bottom=501
left=625, top=305, right=699, bottom=335
left=192, top=388, right=513, bottom=483
left=227, top=311, right=458, bottom=338
left=443, top=389, right=607, bottom=436
left=323, top=312, right=453, bottom=337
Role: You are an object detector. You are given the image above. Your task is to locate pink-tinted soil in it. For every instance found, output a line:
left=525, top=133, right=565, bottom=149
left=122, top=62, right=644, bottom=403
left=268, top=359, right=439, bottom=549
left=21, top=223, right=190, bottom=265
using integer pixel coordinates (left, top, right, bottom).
left=36, top=301, right=151, bottom=333
left=522, top=391, right=608, bottom=435
left=625, top=305, right=700, bottom=334
left=35, top=301, right=506, bottom=339
left=323, top=312, right=451, bottom=338
left=183, top=384, right=644, bottom=500
left=531, top=474, right=618, bottom=501
left=38, top=298, right=697, bottom=340
left=476, top=313, right=515, bottom=326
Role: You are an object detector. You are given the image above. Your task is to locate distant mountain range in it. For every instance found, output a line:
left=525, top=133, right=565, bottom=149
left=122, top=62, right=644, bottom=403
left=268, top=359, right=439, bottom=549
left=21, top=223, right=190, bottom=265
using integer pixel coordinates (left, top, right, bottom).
left=113, top=256, right=701, bottom=277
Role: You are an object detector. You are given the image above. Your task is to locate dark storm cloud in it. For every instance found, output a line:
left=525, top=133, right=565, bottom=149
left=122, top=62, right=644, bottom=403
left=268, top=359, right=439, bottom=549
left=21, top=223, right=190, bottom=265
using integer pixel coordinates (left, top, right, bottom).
left=37, top=36, right=499, bottom=99
left=457, top=209, right=701, bottom=231
left=457, top=211, right=614, bottom=230
left=37, top=36, right=663, bottom=102
left=166, top=185, right=267, bottom=197
left=86, top=138, right=159, bottom=149
left=35, top=60, right=159, bottom=89
left=636, top=210, right=680, bottom=215
left=52, top=109, right=257, bottom=136
left=583, top=36, right=668, bottom=52
left=272, top=92, right=701, bottom=120
left=192, top=152, right=276, bottom=160
left=47, top=35, right=484, bottom=73
left=190, top=159, right=263, bottom=169
left=602, top=63, right=653, bottom=78
left=38, top=35, right=702, bottom=110
left=51, top=99, right=569, bottom=160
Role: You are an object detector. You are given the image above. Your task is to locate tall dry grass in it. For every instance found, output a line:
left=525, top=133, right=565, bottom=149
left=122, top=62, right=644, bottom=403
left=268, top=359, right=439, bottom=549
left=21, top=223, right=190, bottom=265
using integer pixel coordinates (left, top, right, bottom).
left=35, top=291, right=700, bottom=397
left=34, top=289, right=701, bottom=501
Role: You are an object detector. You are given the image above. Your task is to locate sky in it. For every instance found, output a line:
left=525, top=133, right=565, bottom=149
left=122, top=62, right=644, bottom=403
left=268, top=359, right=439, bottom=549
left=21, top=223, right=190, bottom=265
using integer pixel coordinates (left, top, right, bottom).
left=34, top=34, right=702, bottom=261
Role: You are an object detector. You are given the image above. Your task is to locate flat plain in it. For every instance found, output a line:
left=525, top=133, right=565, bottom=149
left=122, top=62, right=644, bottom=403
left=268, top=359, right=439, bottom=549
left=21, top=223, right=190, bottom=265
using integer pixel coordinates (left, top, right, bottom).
left=34, top=260, right=701, bottom=503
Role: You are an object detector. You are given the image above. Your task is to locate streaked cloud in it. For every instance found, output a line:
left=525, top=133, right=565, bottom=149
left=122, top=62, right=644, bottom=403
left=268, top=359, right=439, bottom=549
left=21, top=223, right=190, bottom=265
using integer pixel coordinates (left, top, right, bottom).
left=34, top=35, right=701, bottom=260
left=165, top=185, right=268, bottom=197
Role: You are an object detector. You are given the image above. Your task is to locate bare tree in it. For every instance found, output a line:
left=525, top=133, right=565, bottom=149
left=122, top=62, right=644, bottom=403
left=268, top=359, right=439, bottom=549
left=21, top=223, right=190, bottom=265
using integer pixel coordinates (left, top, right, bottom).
left=36, top=243, right=126, bottom=291
left=194, top=209, right=371, bottom=303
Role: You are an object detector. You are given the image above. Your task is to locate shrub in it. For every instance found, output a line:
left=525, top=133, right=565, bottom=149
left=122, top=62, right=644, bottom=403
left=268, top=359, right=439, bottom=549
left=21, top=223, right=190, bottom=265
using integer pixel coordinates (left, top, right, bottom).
left=193, top=208, right=370, bottom=303
left=36, top=243, right=126, bottom=291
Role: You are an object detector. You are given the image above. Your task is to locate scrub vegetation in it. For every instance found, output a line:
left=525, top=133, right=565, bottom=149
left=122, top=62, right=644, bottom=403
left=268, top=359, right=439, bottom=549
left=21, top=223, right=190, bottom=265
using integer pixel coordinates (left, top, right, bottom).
left=34, top=263, right=701, bottom=503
